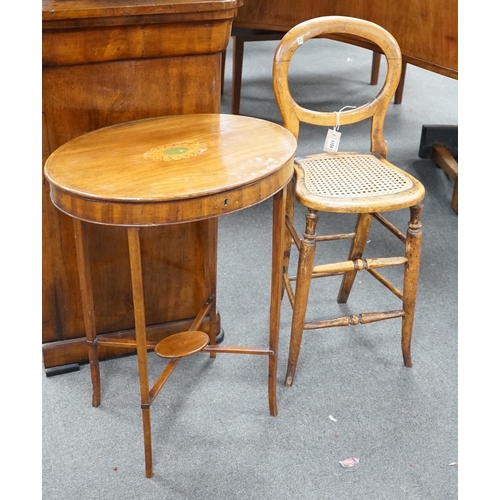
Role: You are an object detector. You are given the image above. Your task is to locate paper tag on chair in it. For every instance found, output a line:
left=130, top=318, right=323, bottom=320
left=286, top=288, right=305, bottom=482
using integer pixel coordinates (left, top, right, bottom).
left=323, top=105, right=356, bottom=153
left=323, top=129, right=341, bottom=153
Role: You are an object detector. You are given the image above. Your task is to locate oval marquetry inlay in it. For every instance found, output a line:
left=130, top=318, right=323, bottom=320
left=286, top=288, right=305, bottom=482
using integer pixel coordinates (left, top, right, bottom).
left=145, top=141, right=208, bottom=161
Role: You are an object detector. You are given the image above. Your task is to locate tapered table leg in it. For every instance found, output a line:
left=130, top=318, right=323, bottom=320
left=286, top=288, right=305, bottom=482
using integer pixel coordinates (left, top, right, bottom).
left=127, top=227, right=154, bottom=478
left=268, top=187, right=287, bottom=416
left=73, top=219, right=101, bottom=408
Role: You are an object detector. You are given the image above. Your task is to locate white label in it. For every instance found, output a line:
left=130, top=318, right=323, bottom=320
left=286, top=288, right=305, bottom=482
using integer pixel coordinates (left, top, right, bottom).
left=323, top=129, right=342, bottom=153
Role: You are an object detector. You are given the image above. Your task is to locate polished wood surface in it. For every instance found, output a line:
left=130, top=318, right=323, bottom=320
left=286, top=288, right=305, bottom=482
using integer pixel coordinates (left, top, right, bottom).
left=42, top=0, right=242, bottom=369
left=272, top=17, right=425, bottom=386
left=44, top=113, right=296, bottom=477
left=155, top=331, right=209, bottom=359
left=234, top=0, right=457, bottom=79
left=45, top=114, right=296, bottom=225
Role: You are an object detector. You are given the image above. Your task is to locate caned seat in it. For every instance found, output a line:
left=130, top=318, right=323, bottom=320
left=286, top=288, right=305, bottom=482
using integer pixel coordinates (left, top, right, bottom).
left=272, top=16, right=425, bottom=387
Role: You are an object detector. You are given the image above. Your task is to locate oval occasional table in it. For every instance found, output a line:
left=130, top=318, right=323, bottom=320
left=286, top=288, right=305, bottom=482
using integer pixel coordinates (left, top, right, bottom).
left=44, top=113, right=297, bottom=478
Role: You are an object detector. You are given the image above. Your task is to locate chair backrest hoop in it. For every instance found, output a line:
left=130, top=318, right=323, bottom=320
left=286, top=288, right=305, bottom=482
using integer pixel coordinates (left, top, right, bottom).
left=273, top=16, right=402, bottom=157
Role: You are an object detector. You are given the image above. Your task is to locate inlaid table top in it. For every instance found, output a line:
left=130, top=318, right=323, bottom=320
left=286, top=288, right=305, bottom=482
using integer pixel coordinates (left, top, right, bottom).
left=44, top=113, right=297, bottom=226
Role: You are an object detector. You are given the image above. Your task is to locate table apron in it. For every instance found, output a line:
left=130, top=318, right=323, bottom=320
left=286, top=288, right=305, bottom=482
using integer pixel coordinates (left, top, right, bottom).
left=49, top=165, right=294, bottom=226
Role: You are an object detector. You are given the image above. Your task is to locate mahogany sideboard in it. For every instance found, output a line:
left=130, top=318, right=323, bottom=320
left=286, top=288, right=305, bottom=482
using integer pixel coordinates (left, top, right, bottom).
left=233, top=0, right=457, bottom=79
left=42, top=0, right=243, bottom=371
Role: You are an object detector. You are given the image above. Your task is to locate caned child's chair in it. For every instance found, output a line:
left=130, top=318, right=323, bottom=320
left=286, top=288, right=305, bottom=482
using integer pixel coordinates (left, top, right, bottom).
left=272, top=16, right=425, bottom=386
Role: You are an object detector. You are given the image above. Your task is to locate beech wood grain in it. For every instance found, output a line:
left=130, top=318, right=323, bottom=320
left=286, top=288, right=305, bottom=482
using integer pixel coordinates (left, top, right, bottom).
left=272, top=17, right=425, bottom=387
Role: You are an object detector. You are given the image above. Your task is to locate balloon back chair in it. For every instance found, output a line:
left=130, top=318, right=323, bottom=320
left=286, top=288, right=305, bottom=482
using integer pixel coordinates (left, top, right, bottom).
left=272, top=16, right=426, bottom=387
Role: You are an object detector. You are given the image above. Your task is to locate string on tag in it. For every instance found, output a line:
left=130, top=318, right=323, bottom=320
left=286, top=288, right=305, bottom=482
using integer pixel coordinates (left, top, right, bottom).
left=323, top=105, right=356, bottom=153
left=335, top=105, right=357, bottom=131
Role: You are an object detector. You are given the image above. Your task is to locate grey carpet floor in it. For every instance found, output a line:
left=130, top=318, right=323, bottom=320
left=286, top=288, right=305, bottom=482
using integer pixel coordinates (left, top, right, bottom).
left=42, top=36, right=458, bottom=499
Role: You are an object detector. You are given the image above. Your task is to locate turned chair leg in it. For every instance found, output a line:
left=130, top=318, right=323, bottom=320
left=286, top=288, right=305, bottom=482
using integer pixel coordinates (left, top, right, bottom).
left=401, top=204, right=423, bottom=368
left=285, top=209, right=319, bottom=387
left=337, top=213, right=372, bottom=303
